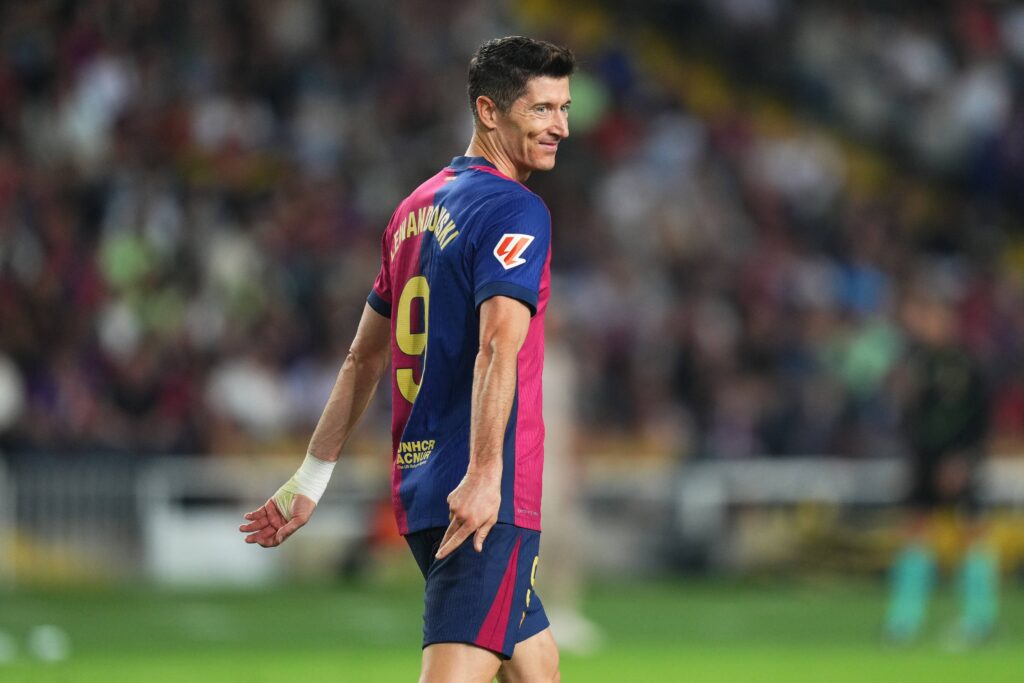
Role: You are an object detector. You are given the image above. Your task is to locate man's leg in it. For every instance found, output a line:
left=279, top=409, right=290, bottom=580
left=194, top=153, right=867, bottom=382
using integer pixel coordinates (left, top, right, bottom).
left=957, top=540, right=998, bottom=641
left=954, top=457, right=998, bottom=644
left=885, top=458, right=939, bottom=643
left=420, top=643, right=501, bottom=683
left=498, top=627, right=560, bottom=683
left=884, top=539, right=936, bottom=642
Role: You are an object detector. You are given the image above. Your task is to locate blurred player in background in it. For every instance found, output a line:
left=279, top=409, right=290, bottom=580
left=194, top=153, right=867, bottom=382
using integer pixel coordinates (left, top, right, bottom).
left=240, top=36, right=574, bottom=682
left=541, top=305, right=604, bottom=654
left=884, top=272, right=997, bottom=645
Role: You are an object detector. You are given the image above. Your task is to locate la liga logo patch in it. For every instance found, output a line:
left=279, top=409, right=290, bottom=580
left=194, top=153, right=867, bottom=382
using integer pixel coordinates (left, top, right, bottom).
left=493, top=233, right=534, bottom=270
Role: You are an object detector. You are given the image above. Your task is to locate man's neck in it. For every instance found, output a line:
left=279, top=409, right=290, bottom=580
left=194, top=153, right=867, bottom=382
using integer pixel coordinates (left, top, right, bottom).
left=465, top=132, right=529, bottom=183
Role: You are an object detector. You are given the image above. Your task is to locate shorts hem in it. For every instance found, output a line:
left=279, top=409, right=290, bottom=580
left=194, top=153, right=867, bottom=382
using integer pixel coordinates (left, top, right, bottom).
left=404, top=518, right=537, bottom=536
left=422, top=638, right=512, bottom=661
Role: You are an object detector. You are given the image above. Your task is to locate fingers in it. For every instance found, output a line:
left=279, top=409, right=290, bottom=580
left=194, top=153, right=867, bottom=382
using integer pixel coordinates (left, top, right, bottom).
left=245, top=527, right=278, bottom=546
left=266, top=498, right=287, bottom=527
left=238, top=518, right=267, bottom=533
left=436, top=514, right=496, bottom=558
left=435, top=519, right=472, bottom=560
left=473, top=519, right=495, bottom=553
left=241, top=496, right=315, bottom=548
left=243, top=506, right=268, bottom=522
left=240, top=500, right=282, bottom=545
left=245, top=514, right=305, bottom=548
left=436, top=519, right=460, bottom=556
left=240, top=502, right=274, bottom=534
left=274, top=516, right=306, bottom=545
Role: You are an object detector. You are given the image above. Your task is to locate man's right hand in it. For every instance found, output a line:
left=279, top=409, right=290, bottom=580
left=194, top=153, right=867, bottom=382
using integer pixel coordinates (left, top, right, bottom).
left=239, top=494, right=316, bottom=548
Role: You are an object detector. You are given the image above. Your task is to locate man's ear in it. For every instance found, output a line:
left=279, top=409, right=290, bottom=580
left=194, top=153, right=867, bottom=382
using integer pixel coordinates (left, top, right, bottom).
left=475, top=95, right=500, bottom=130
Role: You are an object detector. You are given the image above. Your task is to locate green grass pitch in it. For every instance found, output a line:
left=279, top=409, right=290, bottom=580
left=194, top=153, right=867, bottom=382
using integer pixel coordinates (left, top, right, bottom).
left=1, top=578, right=1020, bottom=682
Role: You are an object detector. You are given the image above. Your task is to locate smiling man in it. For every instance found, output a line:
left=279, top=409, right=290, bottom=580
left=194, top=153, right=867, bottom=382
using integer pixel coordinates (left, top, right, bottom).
left=240, top=36, right=574, bottom=682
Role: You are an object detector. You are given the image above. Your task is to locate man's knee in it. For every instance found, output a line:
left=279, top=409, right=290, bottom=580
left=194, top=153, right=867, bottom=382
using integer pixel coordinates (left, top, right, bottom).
left=545, top=644, right=560, bottom=680
left=498, top=659, right=559, bottom=683
left=498, top=629, right=559, bottom=682
left=544, top=656, right=561, bottom=683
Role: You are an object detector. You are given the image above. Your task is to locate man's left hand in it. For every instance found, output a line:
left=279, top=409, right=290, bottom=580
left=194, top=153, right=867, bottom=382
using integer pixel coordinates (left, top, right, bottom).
left=435, top=472, right=500, bottom=559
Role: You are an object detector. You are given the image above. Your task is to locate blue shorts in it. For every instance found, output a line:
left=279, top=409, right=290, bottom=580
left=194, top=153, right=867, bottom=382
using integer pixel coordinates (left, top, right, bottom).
left=405, top=523, right=549, bottom=659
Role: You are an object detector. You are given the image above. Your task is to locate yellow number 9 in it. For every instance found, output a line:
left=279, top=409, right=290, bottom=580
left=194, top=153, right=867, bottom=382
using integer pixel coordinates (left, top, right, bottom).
left=396, top=276, right=429, bottom=403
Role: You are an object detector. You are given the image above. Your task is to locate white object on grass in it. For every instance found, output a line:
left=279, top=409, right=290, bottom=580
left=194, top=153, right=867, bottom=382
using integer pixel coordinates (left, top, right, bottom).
left=27, top=625, right=71, bottom=662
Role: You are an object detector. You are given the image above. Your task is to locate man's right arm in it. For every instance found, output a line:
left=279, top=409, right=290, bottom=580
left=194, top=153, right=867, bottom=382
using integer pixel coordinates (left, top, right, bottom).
left=240, top=303, right=391, bottom=547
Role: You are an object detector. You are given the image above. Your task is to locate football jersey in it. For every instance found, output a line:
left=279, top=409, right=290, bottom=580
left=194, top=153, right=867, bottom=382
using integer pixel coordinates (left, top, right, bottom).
left=367, top=156, right=551, bottom=535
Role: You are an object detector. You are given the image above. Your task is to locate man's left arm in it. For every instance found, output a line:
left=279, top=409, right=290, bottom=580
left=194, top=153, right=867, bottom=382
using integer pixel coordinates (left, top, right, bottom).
left=435, top=295, right=530, bottom=559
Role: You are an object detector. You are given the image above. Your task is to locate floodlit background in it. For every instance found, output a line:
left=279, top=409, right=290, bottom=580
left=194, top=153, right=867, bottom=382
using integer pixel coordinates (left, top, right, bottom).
left=1, top=0, right=1023, bottom=680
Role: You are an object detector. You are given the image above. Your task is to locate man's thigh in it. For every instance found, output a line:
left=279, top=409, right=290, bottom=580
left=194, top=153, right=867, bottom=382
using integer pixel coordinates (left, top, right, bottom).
left=419, top=629, right=560, bottom=683
left=420, top=642, right=500, bottom=683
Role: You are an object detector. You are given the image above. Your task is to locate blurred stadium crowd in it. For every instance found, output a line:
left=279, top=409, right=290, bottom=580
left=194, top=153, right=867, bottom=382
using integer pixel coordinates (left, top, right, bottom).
left=0, top=0, right=1022, bottom=461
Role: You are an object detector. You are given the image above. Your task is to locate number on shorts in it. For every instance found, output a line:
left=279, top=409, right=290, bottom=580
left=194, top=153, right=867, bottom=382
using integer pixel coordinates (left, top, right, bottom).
left=522, top=555, right=540, bottom=627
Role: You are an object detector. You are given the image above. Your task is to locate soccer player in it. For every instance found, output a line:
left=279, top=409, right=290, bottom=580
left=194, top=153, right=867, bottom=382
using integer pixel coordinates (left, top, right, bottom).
left=884, top=278, right=997, bottom=645
left=239, top=36, right=574, bottom=682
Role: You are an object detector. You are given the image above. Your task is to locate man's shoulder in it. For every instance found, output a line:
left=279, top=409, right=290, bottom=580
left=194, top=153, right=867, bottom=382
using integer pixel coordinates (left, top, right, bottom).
left=461, top=176, right=548, bottom=221
left=402, top=168, right=455, bottom=208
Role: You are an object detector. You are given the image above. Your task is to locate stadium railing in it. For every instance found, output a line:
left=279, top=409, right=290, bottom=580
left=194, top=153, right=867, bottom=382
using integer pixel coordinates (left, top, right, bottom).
left=3, top=454, right=386, bottom=586
left=6, top=454, right=140, bottom=584
left=5, top=455, right=1024, bottom=583
left=138, top=456, right=383, bottom=585
left=673, top=457, right=1024, bottom=572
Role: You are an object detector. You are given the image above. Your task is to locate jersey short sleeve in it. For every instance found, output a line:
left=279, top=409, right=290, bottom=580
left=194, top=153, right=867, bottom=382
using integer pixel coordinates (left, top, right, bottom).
left=367, top=209, right=397, bottom=318
left=472, top=193, right=551, bottom=316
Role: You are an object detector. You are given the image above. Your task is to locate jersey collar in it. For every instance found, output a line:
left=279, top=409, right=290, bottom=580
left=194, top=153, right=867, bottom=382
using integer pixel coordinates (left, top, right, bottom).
left=449, top=155, right=497, bottom=171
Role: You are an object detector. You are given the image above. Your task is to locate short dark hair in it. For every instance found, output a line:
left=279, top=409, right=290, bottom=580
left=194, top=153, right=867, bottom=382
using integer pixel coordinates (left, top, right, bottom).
left=467, top=36, right=576, bottom=121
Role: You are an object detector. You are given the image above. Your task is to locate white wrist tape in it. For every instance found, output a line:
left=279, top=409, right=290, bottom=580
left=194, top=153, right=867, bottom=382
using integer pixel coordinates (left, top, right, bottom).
left=290, top=453, right=336, bottom=503
left=273, top=454, right=335, bottom=520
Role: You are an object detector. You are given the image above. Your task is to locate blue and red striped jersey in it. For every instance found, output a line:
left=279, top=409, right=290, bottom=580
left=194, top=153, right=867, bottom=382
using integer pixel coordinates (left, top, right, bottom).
left=367, top=156, right=551, bottom=535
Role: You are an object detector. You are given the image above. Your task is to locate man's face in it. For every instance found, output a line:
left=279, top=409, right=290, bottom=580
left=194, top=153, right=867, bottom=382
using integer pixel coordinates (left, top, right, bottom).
left=494, top=76, right=571, bottom=178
